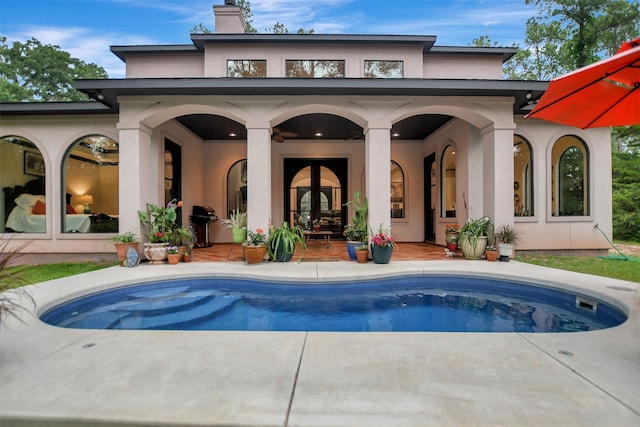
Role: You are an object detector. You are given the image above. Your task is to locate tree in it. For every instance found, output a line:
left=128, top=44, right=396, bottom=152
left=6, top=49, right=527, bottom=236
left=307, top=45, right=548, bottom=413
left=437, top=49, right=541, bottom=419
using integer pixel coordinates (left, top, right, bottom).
left=0, top=37, right=108, bottom=102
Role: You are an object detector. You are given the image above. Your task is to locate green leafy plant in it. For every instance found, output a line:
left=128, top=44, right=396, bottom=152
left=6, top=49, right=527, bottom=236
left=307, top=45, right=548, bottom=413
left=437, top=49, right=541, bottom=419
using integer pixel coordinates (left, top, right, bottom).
left=111, top=231, right=138, bottom=243
left=246, top=228, right=268, bottom=246
left=267, top=221, right=306, bottom=262
left=221, top=209, right=247, bottom=230
left=459, top=217, right=493, bottom=259
left=138, top=199, right=181, bottom=243
left=496, top=224, right=521, bottom=245
left=343, top=190, right=368, bottom=243
left=171, top=226, right=194, bottom=248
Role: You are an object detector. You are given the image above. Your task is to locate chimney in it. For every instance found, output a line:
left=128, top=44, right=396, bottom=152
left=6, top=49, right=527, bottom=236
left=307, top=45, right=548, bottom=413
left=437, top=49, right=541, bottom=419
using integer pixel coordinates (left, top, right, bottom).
left=213, top=1, right=246, bottom=34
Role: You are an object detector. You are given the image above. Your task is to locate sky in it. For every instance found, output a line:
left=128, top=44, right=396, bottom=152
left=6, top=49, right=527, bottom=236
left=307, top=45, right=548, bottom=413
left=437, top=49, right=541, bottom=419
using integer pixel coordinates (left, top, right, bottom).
left=0, top=0, right=538, bottom=78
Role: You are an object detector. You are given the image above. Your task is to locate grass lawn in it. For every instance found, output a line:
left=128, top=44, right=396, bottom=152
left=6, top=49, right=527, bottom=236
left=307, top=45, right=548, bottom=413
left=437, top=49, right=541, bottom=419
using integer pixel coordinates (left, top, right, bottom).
left=515, top=255, right=640, bottom=283
left=1, top=262, right=117, bottom=289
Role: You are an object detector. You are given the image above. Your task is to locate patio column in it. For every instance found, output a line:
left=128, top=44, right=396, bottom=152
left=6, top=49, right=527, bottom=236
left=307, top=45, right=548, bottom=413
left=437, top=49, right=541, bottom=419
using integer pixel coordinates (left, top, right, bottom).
left=117, top=123, right=153, bottom=237
left=482, top=126, right=514, bottom=228
left=246, top=126, right=271, bottom=231
left=365, top=125, right=391, bottom=233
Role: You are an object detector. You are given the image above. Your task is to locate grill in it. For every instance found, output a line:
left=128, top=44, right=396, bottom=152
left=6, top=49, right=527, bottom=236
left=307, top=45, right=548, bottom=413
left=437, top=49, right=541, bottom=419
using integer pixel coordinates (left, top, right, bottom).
left=190, top=206, right=218, bottom=247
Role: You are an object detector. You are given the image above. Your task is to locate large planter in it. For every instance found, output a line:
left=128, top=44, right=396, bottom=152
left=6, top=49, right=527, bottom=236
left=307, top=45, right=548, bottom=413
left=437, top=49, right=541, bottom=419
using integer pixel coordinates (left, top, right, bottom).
left=459, top=235, right=488, bottom=260
left=371, top=245, right=393, bottom=264
left=143, top=242, right=167, bottom=264
left=244, top=245, right=266, bottom=264
left=232, top=228, right=247, bottom=244
left=270, top=242, right=294, bottom=262
left=114, top=242, right=139, bottom=267
left=346, top=241, right=361, bottom=261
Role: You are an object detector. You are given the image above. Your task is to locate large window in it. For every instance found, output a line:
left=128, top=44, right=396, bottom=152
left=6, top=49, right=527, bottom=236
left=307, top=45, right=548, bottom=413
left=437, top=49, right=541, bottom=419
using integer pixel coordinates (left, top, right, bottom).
left=285, top=60, right=345, bottom=78
left=552, top=136, right=589, bottom=217
left=441, top=145, right=456, bottom=218
left=227, top=159, right=247, bottom=217
left=227, top=60, right=266, bottom=78
left=62, top=135, right=119, bottom=233
left=365, top=60, right=404, bottom=78
left=1, top=136, right=46, bottom=233
left=390, top=160, right=405, bottom=218
left=514, top=135, right=533, bottom=216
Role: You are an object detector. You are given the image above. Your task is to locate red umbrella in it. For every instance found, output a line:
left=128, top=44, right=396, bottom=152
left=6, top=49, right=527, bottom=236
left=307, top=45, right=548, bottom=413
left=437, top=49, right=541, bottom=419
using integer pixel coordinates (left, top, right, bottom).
left=526, top=37, right=640, bottom=128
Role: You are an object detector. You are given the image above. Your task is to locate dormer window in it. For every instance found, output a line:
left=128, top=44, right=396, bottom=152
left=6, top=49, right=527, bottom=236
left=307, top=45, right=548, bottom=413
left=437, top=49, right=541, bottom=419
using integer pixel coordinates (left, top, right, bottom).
left=227, top=60, right=267, bottom=78
left=365, top=60, right=404, bottom=78
left=286, top=60, right=345, bottom=78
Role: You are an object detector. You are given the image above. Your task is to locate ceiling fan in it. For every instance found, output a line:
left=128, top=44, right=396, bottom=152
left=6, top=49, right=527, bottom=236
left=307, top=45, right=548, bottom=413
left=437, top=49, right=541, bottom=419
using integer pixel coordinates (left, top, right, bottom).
left=271, top=127, right=299, bottom=142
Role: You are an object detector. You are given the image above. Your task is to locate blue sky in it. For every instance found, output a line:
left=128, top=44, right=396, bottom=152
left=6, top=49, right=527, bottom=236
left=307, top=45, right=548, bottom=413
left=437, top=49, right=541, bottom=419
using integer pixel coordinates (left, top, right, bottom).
left=0, top=0, right=537, bottom=78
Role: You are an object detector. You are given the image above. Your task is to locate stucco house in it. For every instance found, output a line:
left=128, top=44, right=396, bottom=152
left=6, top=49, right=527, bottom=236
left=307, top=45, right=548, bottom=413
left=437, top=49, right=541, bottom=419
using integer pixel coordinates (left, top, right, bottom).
left=0, top=1, right=612, bottom=259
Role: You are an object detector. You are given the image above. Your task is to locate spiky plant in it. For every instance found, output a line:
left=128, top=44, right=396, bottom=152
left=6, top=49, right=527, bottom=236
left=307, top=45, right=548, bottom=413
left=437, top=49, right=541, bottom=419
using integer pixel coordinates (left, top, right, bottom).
left=0, top=238, right=33, bottom=325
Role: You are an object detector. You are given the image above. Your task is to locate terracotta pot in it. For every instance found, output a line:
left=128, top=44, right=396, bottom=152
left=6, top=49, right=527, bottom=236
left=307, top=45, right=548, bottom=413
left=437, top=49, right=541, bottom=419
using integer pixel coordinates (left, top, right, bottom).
left=182, top=253, right=192, bottom=263
left=143, top=242, right=167, bottom=265
left=244, top=245, right=266, bottom=264
left=166, top=253, right=181, bottom=265
left=114, top=242, right=139, bottom=266
left=486, top=250, right=499, bottom=261
left=355, top=249, right=369, bottom=263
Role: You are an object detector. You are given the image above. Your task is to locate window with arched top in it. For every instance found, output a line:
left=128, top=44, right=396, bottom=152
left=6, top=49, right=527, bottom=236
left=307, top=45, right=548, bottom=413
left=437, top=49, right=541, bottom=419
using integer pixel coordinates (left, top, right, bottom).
left=441, top=145, right=456, bottom=218
left=390, top=160, right=405, bottom=218
left=1, top=135, right=47, bottom=233
left=551, top=136, right=589, bottom=217
left=514, top=135, right=533, bottom=216
left=62, top=135, right=119, bottom=233
left=227, top=159, right=247, bottom=217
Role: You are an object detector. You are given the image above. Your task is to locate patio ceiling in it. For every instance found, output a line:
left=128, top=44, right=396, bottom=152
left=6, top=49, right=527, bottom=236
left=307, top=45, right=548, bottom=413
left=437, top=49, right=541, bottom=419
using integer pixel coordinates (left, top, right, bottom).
left=175, top=113, right=453, bottom=141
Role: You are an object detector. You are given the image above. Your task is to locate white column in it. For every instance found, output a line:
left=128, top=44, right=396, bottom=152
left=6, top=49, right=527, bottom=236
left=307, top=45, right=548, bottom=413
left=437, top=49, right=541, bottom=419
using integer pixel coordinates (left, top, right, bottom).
left=365, top=126, right=391, bottom=234
left=246, top=127, right=271, bottom=231
left=482, top=126, right=514, bottom=228
left=118, top=124, right=153, bottom=237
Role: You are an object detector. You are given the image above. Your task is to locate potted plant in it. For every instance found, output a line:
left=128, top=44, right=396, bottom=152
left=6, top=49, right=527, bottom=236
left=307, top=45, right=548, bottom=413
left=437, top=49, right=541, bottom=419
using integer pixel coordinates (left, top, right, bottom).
left=182, top=247, right=192, bottom=262
left=244, top=228, right=268, bottom=264
left=221, top=209, right=247, bottom=243
left=370, top=225, right=398, bottom=264
left=355, top=243, right=369, bottom=263
left=495, top=224, right=521, bottom=261
left=111, top=231, right=139, bottom=266
left=138, top=199, right=181, bottom=264
left=485, top=222, right=499, bottom=261
left=166, top=246, right=180, bottom=264
left=171, top=226, right=194, bottom=259
left=459, top=216, right=493, bottom=260
left=445, top=223, right=460, bottom=247
left=343, top=190, right=368, bottom=260
left=267, top=221, right=306, bottom=262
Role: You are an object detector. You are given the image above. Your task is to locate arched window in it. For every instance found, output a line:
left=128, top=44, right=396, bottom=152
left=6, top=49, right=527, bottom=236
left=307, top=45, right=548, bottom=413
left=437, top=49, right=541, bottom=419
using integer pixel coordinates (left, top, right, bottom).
left=227, top=159, right=247, bottom=217
left=390, top=160, right=405, bottom=218
left=514, top=135, right=533, bottom=216
left=441, top=145, right=456, bottom=218
left=62, top=135, right=119, bottom=233
left=1, top=136, right=46, bottom=233
left=552, top=136, right=589, bottom=216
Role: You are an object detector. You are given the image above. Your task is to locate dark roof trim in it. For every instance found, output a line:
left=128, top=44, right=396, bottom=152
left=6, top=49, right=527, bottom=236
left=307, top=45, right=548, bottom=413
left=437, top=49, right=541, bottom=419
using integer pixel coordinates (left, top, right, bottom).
left=111, top=44, right=198, bottom=62
left=191, top=33, right=437, bottom=50
left=0, top=101, right=115, bottom=115
left=430, top=46, right=518, bottom=63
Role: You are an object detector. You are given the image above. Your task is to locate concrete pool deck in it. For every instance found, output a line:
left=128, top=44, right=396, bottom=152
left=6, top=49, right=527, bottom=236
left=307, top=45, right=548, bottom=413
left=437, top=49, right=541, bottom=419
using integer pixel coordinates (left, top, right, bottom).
left=1, top=260, right=639, bottom=426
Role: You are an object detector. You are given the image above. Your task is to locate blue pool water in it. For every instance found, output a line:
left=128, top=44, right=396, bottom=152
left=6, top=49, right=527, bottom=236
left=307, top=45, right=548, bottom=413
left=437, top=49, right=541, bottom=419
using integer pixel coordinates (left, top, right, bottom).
left=40, top=276, right=626, bottom=332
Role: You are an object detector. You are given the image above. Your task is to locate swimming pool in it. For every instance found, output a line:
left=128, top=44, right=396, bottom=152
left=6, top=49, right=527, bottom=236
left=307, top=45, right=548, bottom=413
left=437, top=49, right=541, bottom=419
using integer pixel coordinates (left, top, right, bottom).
left=41, top=275, right=626, bottom=332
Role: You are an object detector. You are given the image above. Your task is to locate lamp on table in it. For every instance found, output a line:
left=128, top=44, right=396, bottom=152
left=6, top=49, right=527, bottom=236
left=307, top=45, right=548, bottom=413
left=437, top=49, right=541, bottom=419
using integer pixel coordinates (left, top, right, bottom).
left=78, top=194, right=94, bottom=214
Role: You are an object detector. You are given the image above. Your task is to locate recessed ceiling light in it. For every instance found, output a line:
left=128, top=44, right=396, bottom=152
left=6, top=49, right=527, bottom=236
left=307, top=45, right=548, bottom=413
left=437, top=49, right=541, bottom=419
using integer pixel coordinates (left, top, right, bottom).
left=392, top=132, right=400, bottom=138
left=229, top=133, right=237, bottom=138
left=315, top=132, right=323, bottom=137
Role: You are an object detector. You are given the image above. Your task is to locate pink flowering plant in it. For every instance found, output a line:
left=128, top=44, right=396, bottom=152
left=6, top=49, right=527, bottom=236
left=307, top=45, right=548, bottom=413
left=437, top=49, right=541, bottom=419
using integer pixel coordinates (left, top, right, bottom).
left=369, top=226, right=398, bottom=249
left=246, top=228, right=268, bottom=246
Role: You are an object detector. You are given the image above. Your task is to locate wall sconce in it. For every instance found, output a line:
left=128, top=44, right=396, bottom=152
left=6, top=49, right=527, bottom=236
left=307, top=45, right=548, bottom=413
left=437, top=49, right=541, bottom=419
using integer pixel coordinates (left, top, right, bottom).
left=78, top=194, right=94, bottom=214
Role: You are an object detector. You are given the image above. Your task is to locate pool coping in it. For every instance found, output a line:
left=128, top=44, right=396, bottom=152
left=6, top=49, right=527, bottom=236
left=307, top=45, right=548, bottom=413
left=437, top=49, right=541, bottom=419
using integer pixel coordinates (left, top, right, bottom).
left=1, top=260, right=639, bottom=426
